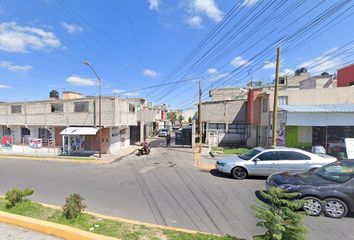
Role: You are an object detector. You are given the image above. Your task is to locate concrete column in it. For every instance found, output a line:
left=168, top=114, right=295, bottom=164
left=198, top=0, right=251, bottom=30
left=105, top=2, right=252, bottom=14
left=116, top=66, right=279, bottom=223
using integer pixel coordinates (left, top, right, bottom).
left=191, top=120, right=196, bottom=148
left=140, top=120, right=144, bottom=143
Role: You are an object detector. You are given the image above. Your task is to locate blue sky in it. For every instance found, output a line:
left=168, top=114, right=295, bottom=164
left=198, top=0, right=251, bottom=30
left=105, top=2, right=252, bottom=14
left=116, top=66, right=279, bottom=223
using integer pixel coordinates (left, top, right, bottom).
left=0, top=0, right=353, bottom=111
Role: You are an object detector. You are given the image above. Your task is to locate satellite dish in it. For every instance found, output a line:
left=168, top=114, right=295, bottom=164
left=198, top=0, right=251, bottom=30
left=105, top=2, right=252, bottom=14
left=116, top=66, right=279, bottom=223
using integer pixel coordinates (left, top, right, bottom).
left=240, top=88, right=245, bottom=91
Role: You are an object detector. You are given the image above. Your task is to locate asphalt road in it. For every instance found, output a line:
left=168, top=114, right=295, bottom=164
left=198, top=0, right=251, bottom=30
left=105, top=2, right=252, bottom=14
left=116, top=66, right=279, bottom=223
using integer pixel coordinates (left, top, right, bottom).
left=0, top=137, right=353, bottom=240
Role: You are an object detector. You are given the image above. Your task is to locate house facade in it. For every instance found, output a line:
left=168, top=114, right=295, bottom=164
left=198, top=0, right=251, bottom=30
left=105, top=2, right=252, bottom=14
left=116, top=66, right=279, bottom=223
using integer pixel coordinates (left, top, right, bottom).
left=0, top=92, right=138, bottom=155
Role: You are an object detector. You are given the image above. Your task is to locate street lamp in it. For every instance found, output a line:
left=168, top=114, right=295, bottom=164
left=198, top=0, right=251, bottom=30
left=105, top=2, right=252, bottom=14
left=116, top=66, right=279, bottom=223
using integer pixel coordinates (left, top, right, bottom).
left=83, top=61, right=101, bottom=158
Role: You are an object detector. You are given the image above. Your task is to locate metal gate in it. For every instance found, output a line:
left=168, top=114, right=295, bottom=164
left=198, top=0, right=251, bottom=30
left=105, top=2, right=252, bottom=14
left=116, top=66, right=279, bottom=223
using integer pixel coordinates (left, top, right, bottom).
left=257, top=126, right=268, bottom=146
left=130, top=126, right=140, bottom=144
left=209, top=130, right=218, bottom=148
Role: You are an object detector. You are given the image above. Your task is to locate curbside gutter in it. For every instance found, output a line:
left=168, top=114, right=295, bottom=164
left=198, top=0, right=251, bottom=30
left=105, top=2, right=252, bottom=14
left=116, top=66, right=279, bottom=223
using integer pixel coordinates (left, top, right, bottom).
left=0, top=196, right=224, bottom=239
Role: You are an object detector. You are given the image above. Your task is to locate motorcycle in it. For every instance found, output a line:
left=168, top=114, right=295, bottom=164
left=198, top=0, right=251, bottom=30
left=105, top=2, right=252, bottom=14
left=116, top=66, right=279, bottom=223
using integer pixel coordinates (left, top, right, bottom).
left=137, top=143, right=151, bottom=156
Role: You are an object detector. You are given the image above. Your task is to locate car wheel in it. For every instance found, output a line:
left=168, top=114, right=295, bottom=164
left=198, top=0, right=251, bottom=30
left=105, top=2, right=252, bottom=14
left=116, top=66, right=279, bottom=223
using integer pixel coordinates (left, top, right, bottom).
left=323, top=198, right=348, bottom=218
left=231, top=167, right=247, bottom=180
left=302, top=196, right=322, bottom=216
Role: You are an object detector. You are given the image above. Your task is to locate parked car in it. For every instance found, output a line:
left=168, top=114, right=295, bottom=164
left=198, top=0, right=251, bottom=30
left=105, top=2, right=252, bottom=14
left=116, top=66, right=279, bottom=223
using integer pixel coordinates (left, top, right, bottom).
left=159, top=128, right=170, bottom=137
left=266, top=159, right=354, bottom=218
left=172, top=124, right=180, bottom=130
left=215, top=146, right=338, bottom=180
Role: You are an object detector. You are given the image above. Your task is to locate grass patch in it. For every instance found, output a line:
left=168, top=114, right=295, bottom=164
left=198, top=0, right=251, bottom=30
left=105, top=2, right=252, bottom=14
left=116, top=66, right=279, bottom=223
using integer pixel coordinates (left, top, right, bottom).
left=211, top=147, right=249, bottom=155
left=0, top=198, right=242, bottom=240
left=0, top=155, right=96, bottom=161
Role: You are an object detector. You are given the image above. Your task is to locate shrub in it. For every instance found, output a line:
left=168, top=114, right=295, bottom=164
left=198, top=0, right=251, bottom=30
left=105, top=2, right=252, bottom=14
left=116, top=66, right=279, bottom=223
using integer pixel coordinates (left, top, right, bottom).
left=249, top=187, right=309, bottom=240
left=5, top=188, right=34, bottom=207
left=62, top=193, right=87, bottom=220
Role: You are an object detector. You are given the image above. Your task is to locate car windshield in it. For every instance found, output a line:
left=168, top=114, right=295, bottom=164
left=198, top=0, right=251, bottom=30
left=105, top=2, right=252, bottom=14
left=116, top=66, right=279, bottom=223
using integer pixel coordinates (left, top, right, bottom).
left=314, top=161, right=354, bottom=183
left=239, top=148, right=261, bottom=160
left=161, top=129, right=167, bottom=132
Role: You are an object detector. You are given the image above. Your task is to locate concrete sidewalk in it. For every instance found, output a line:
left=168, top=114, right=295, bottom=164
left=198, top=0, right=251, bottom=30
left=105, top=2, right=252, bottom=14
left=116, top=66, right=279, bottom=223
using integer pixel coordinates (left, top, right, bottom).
left=0, top=141, right=143, bottom=163
left=195, top=144, right=219, bottom=169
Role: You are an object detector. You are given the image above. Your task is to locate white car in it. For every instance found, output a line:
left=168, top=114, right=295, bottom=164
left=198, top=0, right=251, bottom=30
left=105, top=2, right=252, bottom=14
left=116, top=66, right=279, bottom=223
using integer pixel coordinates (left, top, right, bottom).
left=215, top=146, right=338, bottom=180
left=159, top=128, right=170, bottom=137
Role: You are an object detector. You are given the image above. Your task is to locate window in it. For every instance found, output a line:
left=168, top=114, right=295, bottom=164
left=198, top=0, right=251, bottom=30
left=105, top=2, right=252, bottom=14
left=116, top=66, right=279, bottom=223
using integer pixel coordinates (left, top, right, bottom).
left=129, top=104, right=135, bottom=112
left=51, top=104, right=63, bottom=113
left=4, top=128, right=11, bottom=135
left=262, top=98, right=268, bottom=112
left=279, top=77, right=285, bottom=84
left=279, top=151, right=311, bottom=160
left=258, top=151, right=277, bottom=161
left=21, top=128, right=30, bottom=136
left=228, top=124, right=236, bottom=133
left=236, top=124, right=245, bottom=133
left=278, top=96, right=288, bottom=105
left=11, top=105, right=21, bottom=113
left=74, top=102, right=89, bottom=112
left=209, top=123, right=225, bottom=133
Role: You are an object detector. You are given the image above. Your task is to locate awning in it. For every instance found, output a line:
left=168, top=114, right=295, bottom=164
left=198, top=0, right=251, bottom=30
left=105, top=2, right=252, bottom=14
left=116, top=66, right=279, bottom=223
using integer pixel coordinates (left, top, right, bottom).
left=278, top=104, right=354, bottom=126
left=60, top=127, right=99, bottom=135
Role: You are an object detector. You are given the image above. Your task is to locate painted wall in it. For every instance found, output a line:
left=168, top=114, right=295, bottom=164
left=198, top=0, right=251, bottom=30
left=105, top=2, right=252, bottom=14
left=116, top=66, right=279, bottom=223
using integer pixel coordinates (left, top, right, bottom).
left=247, top=88, right=263, bottom=124
left=337, top=64, right=354, bottom=87
left=285, top=126, right=312, bottom=148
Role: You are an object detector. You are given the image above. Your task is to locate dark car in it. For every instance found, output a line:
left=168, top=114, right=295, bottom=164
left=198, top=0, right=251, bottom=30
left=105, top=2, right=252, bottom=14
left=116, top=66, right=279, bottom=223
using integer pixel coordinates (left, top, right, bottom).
left=266, top=159, right=354, bottom=218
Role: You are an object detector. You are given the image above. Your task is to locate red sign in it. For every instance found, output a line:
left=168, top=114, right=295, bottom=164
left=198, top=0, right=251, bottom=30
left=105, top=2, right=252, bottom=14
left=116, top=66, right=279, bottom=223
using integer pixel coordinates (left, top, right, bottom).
left=2, top=137, right=10, bottom=145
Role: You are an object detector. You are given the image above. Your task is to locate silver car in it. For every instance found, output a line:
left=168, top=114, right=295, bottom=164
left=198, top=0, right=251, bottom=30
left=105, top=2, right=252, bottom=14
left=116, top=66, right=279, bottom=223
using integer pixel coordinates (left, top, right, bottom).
left=215, top=146, right=338, bottom=180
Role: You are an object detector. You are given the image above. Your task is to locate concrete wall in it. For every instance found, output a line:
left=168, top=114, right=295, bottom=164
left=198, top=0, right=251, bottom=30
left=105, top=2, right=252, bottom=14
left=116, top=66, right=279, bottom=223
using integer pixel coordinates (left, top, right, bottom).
left=299, top=76, right=333, bottom=89
left=209, top=87, right=248, bottom=101
left=202, top=100, right=247, bottom=123
left=267, top=87, right=354, bottom=111
left=183, top=108, right=196, bottom=123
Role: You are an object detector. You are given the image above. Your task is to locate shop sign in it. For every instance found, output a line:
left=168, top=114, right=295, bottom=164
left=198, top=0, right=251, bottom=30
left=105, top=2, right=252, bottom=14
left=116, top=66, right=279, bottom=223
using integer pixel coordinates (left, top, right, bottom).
left=29, top=138, right=42, bottom=148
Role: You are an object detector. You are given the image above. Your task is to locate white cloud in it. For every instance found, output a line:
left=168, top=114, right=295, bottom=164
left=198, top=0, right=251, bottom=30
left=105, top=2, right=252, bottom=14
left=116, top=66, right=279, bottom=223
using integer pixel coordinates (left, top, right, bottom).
left=230, top=56, right=253, bottom=67
left=0, top=22, right=61, bottom=52
left=149, top=0, right=162, bottom=12
left=0, top=61, right=32, bottom=73
left=60, top=21, right=83, bottom=34
left=270, top=69, right=295, bottom=78
left=46, top=84, right=61, bottom=88
left=125, top=92, right=139, bottom=96
left=206, top=68, right=229, bottom=81
left=112, top=89, right=125, bottom=94
left=66, top=75, right=97, bottom=86
left=185, top=16, right=204, bottom=29
left=192, top=0, right=224, bottom=22
left=263, top=62, right=276, bottom=69
left=0, top=84, right=12, bottom=89
left=297, top=47, right=342, bottom=75
left=240, top=0, right=259, bottom=6
left=143, top=69, right=161, bottom=77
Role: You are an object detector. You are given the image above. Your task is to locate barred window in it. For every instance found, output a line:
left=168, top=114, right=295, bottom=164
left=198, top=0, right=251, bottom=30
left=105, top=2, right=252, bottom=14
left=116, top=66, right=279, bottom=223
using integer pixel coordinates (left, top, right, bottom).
left=229, top=124, right=245, bottom=133
left=51, top=104, right=63, bottom=113
left=74, top=102, right=89, bottom=112
left=11, top=105, right=21, bottom=113
left=209, top=123, right=226, bottom=133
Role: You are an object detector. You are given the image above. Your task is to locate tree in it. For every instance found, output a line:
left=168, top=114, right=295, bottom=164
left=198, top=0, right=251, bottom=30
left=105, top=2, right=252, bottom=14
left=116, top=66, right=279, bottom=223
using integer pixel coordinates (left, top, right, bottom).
left=178, top=115, right=184, bottom=123
left=188, top=116, right=192, bottom=123
left=167, top=112, right=177, bottom=124
left=249, top=187, right=309, bottom=240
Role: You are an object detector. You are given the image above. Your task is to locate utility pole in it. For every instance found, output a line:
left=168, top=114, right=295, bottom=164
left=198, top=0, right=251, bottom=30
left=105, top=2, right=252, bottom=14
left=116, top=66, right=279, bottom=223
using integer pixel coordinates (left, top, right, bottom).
left=272, top=47, right=281, bottom=146
left=199, top=81, right=202, bottom=153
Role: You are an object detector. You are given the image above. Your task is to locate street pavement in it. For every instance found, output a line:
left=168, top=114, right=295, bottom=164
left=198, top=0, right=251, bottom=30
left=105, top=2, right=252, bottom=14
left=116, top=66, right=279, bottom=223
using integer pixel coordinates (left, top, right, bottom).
left=0, top=135, right=354, bottom=239
left=0, top=222, right=62, bottom=240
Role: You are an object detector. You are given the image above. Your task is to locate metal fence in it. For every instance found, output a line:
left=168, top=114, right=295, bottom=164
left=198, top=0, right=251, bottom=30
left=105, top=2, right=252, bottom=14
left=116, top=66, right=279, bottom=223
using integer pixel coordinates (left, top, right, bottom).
left=1, top=136, right=58, bottom=154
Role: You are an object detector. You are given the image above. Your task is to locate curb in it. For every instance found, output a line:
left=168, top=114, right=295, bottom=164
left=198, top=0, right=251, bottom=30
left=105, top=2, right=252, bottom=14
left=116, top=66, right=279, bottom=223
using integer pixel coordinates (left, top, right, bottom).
left=194, top=147, right=215, bottom=170
left=0, top=197, right=224, bottom=240
left=0, top=147, right=138, bottom=164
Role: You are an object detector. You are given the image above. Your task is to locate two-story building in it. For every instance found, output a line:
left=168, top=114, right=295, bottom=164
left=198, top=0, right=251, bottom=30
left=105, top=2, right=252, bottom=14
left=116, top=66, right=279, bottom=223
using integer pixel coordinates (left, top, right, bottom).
left=0, top=91, right=138, bottom=155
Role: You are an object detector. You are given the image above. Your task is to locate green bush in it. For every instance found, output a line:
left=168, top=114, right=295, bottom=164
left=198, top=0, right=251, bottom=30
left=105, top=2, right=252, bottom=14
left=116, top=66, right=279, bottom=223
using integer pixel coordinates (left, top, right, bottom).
left=62, top=193, right=87, bottom=220
left=249, top=187, right=309, bottom=240
left=5, top=188, right=34, bottom=207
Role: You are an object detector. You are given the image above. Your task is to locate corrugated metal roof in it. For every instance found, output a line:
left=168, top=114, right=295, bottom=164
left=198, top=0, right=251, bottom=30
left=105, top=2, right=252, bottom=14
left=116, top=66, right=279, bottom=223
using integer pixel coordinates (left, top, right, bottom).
left=278, top=104, right=354, bottom=113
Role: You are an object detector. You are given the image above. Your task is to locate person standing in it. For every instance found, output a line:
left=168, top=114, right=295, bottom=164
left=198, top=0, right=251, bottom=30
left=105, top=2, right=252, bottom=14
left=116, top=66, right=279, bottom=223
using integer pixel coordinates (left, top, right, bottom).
left=166, top=133, right=171, bottom=147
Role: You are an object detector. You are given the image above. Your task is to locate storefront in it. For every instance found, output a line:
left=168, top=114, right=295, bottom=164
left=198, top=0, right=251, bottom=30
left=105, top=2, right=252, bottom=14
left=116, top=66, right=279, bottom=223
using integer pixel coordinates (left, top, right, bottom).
left=60, top=127, right=99, bottom=155
left=278, top=104, right=354, bottom=158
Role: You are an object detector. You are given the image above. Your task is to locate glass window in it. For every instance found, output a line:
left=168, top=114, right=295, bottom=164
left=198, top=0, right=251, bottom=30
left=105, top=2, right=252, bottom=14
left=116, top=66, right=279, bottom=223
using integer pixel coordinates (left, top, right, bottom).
left=228, top=124, right=236, bottom=133
left=236, top=124, right=245, bottom=133
left=74, top=102, right=89, bottom=112
left=239, top=148, right=261, bottom=160
left=51, top=104, right=63, bottom=113
left=209, top=123, right=217, bottom=130
left=262, top=98, right=268, bottom=112
left=258, top=151, right=277, bottom=161
left=278, top=96, right=288, bottom=105
left=11, top=105, right=21, bottom=113
left=315, top=161, right=354, bottom=183
left=279, top=151, right=311, bottom=160
left=217, top=123, right=226, bottom=133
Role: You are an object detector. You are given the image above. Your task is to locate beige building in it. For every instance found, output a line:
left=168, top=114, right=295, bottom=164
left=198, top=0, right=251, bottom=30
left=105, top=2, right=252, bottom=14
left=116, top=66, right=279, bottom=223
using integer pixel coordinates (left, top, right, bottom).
left=0, top=91, right=138, bottom=155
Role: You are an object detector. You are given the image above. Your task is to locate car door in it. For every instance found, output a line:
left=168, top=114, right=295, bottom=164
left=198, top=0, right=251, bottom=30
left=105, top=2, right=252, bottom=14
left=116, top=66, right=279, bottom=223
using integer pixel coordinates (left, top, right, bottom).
left=278, top=151, right=313, bottom=173
left=247, top=151, right=279, bottom=176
